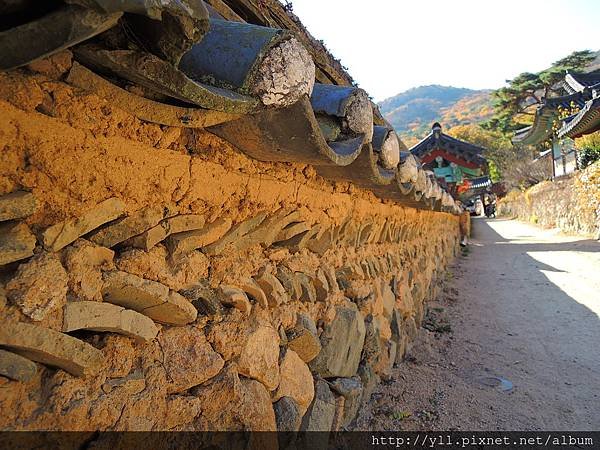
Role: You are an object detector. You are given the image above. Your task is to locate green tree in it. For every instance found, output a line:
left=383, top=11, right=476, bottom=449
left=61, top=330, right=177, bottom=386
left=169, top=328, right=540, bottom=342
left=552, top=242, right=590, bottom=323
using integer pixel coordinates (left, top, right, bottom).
left=447, top=124, right=513, bottom=180
left=576, top=131, right=600, bottom=168
left=483, top=50, right=596, bottom=134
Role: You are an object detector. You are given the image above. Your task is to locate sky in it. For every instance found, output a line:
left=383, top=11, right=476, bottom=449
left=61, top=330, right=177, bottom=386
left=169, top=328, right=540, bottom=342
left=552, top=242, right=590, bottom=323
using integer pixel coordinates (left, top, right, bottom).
left=290, top=0, right=600, bottom=102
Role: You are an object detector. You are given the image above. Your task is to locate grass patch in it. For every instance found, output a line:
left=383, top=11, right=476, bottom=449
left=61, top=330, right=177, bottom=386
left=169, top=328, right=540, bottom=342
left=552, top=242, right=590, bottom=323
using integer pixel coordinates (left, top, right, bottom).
left=390, top=411, right=411, bottom=421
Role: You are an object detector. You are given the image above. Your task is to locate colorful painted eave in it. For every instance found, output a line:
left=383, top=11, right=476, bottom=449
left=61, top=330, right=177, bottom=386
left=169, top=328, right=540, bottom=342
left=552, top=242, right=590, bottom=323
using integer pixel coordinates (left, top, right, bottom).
left=410, top=123, right=487, bottom=168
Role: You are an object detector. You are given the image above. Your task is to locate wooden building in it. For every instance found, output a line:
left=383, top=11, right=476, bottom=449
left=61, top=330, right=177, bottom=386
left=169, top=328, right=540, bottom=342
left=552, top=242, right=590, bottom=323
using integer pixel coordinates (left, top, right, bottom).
left=513, top=71, right=600, bottom=177
left=410, top=123, right=490, bottom=199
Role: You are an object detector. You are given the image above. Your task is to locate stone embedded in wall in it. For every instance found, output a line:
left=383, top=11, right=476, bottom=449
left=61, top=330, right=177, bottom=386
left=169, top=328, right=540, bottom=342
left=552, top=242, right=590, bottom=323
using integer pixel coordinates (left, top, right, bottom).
left=62, top=301, right=159, bottom=342
left=360, top=260, right=372, bottom=278
left=235, top=209, right=301, bottom=250
left=331, top=395, right=345, bottom=431
left=274, top=396, right=302, bottom=432
left=62, top=239, right=114, bottom=302
left=329, top=376, right=363, bottom=427
left=322, top=264, right=339, bottom=294
left=274, top=226, right=320, bottom=253
left=132, top=214, right=207, bottom=251
left=287, top=326, right=321, bottom=363
left=101, top=369, right=146, bottom=395
left=0, top=320, right=104, bottom=377
left=335, top=265, right=364, bottom=291
left=395, top=334, right=408, bottom=365
left=180, top=281, right=225, bottom=316
left=203, top=213, right=267, bottom=256
left=158, top=326, right=224, bottom=394
left=0, top=348, right=38, bottom=382
left=362, top=315, right=383, bottom=370
left=275, top=265, right=302, bottom=301
left=192, top=363, right=277, bottom=431
left=307, top=227, right=334, bottom=255
left=166, top=217, right=232, bottom=260
left=296, top=312, right=318, bottom=335
left=237, top=324, right=280, bottom=391
left=102, top=270, right=197, bottom=325
left=0, top=191, right=37, bottom=222
left=116, top=245, right=209, bottom=292
left=296, top=272, right=316, bottom=303
left=312, top=269, right=329, bottom=300
left=300, top=379, right=336, bottom=432
left=218, top=285, right=252, bottom=316
left=164, top=395, right=201, bottom=431
left=357, top=222, right=373, bottom=246
left=239, top=278, right=268, bottom=309
left=379, top=340, right=397, bottom=378
left=273, top=349, right=314, bottom=414
left=381, top=282, right=395, bottom=320
left=42, top=197, right=126, bottom=252
left=275, top=221, right=311, bottom=242
left=309, top=303, right=366, bottom=378
left=255, top=271, right=288, bottom=307
left=6, top=252, right=68, bottom=321
left=0, top=222, right=37, bottom=266
left=88, top=205, right=165, bottom=248
left=164, top=395, right=202, bottom=430
left=357, top=361, right=378, bottom=405
left=404, top=316, right=418, bottom=341
left=390, top=308, right=402, bottom=345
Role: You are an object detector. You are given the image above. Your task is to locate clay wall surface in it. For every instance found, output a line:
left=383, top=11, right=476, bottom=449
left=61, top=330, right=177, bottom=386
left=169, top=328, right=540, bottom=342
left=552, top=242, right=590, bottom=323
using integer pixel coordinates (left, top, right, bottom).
left=0, top=60, right=460, bottom=434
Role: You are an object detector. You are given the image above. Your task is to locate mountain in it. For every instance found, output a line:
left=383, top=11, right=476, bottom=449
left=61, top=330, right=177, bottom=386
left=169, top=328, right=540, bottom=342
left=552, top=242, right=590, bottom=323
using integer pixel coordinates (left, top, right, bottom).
left=378, top=85, right=494, bottom=146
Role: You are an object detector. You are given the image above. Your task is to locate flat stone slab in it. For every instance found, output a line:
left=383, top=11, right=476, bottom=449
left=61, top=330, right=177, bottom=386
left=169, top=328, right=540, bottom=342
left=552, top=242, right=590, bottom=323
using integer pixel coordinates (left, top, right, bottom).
left=239, top=278, right=268, bottom=309
left=159, top=326, right=224, bottom=394
left=180, top=282, right=225, bottom=316
left=0, top=191, right=36, bottom=222
left=102, top=270, right=197, bottom=325
left=309, top=303, right=366, bottom=378
left=0, top=348, right=37, bottom=382
left=255, top=272, right=288, bottom=307
left=128, top=214, right=206, bottom=251
left=6, top=252, right=68, bottom=321
left=296, top=272, right=316, bottom=303
left=166, top=218, right=232, bottom=260
left=275, top=266, right=301, bottom=301
left=300, top=379, right=335, bottom=432
left=0, top=320, right=104, bottom=377
left=275, top=222, right=310, bottom=242
left=89, top=205, right=164, bottom=248
left=42, top=197, right=126, bottom=251
left=63, top=301, right=158, bottom=342
left=287, top=327, right=321, bottom=363
left=203, top=213, right=267, bottom=256
left=218, top=285, right=252, bottom=316
left=0, top=222, right=36, bottom=265
left=235, top=209, right=300, bottom=250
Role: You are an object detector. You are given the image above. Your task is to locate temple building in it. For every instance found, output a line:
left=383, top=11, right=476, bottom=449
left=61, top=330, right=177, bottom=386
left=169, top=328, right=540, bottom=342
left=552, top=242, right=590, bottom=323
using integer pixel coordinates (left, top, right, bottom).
left=410, top=123, right=490, bottom=199
left=512, top=71, right=600, bottom=177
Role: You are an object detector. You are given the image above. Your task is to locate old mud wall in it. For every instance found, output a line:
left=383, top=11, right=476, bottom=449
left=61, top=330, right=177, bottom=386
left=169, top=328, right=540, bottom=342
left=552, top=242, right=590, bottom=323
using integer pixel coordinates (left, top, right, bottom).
left=0, top=57, right=460, bottom=434
left=498, top=162, right=600, bottom=238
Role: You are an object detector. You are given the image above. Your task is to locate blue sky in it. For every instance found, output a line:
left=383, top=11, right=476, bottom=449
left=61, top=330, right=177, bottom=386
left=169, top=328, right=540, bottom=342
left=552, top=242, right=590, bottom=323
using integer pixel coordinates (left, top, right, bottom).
left=291, top=0, right=600, bottom=102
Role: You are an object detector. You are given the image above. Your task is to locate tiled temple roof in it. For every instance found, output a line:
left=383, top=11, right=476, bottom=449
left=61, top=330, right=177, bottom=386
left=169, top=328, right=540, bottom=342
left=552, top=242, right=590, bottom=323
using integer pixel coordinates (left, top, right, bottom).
left=0, top=0, right=461, bottom=214
left=410, top=123, right=487, bottom=168
left=557, top=95, right=600, bottom=139
left=563, top=72, right=600, bottom=95
left=513, top=71, right=600, bottom=146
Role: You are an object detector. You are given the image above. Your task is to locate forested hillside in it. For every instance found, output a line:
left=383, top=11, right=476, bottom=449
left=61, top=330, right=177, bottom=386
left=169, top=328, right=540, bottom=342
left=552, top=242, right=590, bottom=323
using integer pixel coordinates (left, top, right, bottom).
left=378, top=85, right=493, bottom=146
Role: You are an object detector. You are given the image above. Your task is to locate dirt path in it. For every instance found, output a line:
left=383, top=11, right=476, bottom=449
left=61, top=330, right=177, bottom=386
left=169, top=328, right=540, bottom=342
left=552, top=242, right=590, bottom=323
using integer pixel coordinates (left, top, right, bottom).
left=353, top=218, right=600, bottom=431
